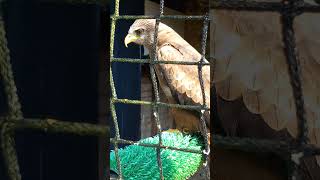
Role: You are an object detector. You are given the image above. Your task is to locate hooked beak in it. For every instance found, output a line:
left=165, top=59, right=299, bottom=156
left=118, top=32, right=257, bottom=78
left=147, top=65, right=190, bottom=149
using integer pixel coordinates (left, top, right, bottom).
left=124, top=34, right=139, bottom=47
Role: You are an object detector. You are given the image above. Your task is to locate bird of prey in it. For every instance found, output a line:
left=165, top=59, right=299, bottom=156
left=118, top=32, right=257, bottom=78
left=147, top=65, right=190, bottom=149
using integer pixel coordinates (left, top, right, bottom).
left=124, top=19, right=210, bottom=135
left=211, top=0, right=320, bottom=179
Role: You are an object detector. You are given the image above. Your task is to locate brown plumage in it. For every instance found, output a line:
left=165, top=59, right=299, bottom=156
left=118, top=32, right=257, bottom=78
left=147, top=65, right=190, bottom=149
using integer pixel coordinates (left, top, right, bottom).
left=211, top=0, right=320, bottom=178
left=125, top=19, right=210, bottom=133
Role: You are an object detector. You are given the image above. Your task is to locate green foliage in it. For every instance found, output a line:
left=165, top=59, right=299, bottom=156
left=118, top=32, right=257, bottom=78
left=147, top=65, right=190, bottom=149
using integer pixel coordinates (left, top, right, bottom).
left=110, top=131, right=204, bottom=180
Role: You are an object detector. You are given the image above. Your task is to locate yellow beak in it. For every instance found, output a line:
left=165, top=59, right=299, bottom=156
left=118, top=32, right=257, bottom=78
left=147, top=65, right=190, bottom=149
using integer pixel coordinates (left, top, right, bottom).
left=124, top=34, right=139, bottom=47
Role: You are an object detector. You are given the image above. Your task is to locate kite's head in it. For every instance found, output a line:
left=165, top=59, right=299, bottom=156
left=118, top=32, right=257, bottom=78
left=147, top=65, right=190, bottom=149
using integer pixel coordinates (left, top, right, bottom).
left=124, top=19, right=171, bottom=48
left=125, top=19, right=156, bottom=47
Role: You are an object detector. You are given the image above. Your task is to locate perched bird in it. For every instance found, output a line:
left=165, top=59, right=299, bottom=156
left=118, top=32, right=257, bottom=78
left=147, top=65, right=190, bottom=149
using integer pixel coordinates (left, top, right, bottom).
left=124, top=19, right=210, bottom=135
left=123, top=0, right=320, bottom=179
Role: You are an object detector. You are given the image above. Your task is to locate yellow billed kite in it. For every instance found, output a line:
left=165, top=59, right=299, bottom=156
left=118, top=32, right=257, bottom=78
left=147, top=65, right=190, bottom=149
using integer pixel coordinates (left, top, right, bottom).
left=124, top=19, right=210, bottom=134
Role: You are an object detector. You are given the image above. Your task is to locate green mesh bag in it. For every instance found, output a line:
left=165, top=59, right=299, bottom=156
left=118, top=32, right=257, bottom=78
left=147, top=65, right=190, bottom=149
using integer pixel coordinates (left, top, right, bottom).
left=110, top=130, right=204, bottom=180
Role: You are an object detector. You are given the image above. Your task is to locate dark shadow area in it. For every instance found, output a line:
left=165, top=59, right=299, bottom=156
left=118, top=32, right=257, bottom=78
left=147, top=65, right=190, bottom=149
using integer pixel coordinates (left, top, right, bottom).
left=0, top=1, right=109, bottom=180
left=109, top=0, right=144, bottom=149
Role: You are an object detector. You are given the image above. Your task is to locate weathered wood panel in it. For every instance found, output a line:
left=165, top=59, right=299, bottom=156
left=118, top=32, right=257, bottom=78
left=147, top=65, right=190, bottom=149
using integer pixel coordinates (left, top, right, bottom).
left=140, top=0, right=185, bottom=138
left=140, top=66, right=175, bottom=138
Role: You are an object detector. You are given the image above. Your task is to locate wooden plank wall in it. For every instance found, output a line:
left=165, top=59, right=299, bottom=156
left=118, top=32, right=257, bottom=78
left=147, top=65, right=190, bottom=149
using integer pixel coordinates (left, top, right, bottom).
left=140, top=0, right=185, bottom=138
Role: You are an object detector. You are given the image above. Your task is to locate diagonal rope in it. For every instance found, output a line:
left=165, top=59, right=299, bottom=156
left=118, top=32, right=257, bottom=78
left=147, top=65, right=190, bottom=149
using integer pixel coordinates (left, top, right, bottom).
left=0, top=9, right=22, bottom=121
left=0, top=3, right=23, bottom=179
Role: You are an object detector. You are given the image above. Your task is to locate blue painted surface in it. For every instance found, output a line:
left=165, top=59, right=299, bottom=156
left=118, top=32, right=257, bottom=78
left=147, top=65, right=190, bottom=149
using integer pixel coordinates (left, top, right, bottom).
left=110, top=0, right=144, bottom=146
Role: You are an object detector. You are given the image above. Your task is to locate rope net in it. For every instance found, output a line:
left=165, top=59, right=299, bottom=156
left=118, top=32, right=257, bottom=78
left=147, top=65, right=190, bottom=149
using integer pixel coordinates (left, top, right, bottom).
left=211, top=0, right=320, bottom=179
left=0, top=1, right=108, bottom=180
left=110, top=0, right=210, bottom=179
left=110, top=0, right=320, bottom=179
left=0, top=0, right=319, bottom=179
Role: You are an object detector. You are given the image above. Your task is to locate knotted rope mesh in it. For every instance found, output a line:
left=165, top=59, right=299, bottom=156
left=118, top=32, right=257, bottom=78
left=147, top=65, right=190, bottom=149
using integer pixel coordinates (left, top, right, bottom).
left=0, top=1, right=108, bottom=180
left=111, top=0, right=320, bottom=179
left=212, top=0, right=320, bottom=179
left=0, top=0, right=320, bottom=179
left=110, top=0, right=210, bottom=179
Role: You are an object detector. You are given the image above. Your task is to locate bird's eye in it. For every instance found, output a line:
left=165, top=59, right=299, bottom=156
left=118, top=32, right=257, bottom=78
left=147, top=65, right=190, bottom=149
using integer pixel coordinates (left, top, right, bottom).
left=135, top=29, right=144, bottom=36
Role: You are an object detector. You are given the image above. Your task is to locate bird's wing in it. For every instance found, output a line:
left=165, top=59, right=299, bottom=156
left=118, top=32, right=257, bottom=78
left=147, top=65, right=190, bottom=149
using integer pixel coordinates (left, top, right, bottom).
left=212, top=8, right=320, bottom=164
left=155, top=43, right=210, bottom=127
